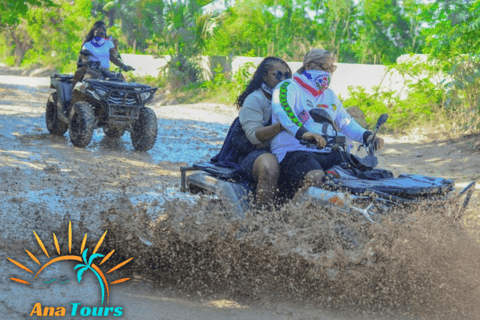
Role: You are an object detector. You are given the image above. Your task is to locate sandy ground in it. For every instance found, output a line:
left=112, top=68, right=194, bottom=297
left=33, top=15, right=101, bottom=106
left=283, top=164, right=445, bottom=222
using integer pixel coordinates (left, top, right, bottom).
left=1, top=69, right=479, bottom=320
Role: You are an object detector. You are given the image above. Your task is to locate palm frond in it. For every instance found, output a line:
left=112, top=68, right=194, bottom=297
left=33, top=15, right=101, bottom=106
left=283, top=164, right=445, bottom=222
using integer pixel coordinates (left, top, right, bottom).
left=88, top=253, right=105, bottom=267
left=76, top=266, right=89, bottom=283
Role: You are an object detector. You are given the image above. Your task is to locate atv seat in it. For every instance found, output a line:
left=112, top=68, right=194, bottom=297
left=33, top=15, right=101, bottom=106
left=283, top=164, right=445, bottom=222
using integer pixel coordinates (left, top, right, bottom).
left=193, top=162, right=241, bottom=180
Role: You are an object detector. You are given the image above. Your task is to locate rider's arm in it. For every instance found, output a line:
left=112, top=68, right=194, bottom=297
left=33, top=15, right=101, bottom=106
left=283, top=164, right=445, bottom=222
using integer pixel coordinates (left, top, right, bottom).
left=254, top=123, right=282, bottom=143
left=109, top=47, right=127, bottom=69
left=107, top=40, right=133, bottom=71
left=239, top=91, right=281, bottom=145
left=332, top=93, right=372, bottom=144
left=272, top=81, right=309, bottom=140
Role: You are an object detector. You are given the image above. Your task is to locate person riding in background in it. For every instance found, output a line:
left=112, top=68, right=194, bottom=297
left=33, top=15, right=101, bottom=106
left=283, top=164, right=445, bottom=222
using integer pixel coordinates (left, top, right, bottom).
left=236, top=57, right=292, bottom=209
left=72, top=21, right=133, bottom=88
left=270, top=49, right=384, bottom=193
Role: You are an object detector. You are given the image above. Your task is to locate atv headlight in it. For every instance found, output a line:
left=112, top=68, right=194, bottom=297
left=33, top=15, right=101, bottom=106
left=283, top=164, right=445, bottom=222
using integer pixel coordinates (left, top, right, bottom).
left=140, top=91, right=152, bottom=102
left=87, top=89, right=101, bottom=100
left=88, top=88, right=107, bottom=100
left=96, top=88, right=107, bottom=97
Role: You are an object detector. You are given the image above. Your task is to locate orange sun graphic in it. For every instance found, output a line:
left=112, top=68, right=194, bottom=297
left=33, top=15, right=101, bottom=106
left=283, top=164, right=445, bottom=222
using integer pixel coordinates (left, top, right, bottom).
left=7, top=221, right=133, bottom=304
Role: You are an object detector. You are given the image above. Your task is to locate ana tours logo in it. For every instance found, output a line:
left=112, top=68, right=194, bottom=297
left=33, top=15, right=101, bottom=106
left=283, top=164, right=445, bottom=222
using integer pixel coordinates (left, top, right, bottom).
left=7, top=221, right=133, bottom=317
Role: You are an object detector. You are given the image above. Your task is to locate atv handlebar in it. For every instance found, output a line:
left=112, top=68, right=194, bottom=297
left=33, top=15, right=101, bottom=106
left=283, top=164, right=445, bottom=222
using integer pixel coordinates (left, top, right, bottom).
left=360, top=113, right=388, bottom=156
left=300, top=135, right=346, bottom=150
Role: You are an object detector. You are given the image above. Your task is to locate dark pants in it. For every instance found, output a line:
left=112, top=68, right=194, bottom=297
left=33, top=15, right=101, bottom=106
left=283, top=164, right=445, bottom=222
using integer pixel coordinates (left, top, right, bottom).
left=280, top=150, right=345, bottom=189
left=239, top=149, right=270, bottom=182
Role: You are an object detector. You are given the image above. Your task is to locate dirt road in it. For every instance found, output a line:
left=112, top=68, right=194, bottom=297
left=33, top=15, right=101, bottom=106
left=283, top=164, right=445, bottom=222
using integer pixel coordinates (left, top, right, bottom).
left=1, top=71, right=479, bottom=319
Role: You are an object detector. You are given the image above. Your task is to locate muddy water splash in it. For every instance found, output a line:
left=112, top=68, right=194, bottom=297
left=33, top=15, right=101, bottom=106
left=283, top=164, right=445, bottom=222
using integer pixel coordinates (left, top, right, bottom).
left=102, top=195, right=480, bottom=319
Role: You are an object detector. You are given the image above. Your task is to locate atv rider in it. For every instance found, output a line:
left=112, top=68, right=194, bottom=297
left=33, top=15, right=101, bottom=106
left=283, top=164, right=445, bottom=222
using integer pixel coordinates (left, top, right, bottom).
left=237, top=57, right=292, bottom=209
left=72, top=21, right=133, bottom=88
left=271, top=49, right=385, bottom=192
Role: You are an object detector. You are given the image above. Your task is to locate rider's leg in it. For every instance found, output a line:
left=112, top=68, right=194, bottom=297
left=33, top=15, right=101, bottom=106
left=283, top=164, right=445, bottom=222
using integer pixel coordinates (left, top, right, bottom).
left=252, top=153, right=280, bottom=208
left=72, top=67, right=87, bottom=89
left=303, top=169, right=325, bottom=187
left=298, top=151, right=344, bottom=188
left=292, top=169, right=326, bottom=204
left=280, top=151, right=326, bottom=203
left=281, top=151, right=324, bottom=188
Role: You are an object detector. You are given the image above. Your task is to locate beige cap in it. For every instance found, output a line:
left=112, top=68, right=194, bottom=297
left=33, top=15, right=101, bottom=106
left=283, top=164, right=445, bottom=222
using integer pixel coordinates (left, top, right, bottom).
left=297, top=49, right=332, bottom=74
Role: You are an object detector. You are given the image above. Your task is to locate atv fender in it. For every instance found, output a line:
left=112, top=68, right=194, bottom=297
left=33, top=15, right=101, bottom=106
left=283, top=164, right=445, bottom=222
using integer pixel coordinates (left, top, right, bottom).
left=183, top=171, right=250, bottom=218
left=50, top=75, right=73, bottom=124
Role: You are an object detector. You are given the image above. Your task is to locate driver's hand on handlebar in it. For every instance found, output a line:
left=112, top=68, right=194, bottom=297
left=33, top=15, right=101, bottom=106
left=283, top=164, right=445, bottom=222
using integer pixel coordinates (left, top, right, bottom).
left=302, top=132, right=326, bottom=149
left=367, top=135, right=385, bottom=150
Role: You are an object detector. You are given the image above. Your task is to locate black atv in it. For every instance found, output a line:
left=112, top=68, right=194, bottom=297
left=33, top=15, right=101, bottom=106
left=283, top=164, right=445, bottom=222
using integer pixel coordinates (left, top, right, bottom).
left=46, top=53, right=158, bottom=151
left=181, top=110, right=475, bottom=221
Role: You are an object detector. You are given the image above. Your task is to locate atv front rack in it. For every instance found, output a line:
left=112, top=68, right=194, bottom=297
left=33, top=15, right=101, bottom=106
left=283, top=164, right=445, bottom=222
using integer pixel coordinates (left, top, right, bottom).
left=84, top=79, right=158, bottom=122
left=297, top=180, right=476, bottom=223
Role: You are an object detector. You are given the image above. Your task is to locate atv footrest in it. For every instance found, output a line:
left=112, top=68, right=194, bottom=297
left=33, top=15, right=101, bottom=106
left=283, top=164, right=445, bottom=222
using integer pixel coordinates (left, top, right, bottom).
left=192, top=162, right=241, bottom=180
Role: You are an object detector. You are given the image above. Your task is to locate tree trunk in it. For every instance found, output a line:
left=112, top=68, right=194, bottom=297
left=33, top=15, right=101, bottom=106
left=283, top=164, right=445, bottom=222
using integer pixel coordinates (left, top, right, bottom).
left=10, top=29, right=32, bottom=66
left=108, top=10, right=115, bottom=28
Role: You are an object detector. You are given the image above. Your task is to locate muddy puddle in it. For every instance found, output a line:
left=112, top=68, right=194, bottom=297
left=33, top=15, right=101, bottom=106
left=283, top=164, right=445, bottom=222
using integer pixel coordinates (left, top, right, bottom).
left=95, top=194, right=480, bottom=320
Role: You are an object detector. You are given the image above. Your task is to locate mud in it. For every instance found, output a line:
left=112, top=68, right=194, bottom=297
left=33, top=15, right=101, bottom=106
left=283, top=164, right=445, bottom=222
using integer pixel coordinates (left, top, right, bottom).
left=1, top=68, right=480, bottom=319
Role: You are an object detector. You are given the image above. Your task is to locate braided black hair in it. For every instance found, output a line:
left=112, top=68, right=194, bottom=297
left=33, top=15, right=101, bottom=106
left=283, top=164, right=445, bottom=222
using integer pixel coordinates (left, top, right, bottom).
left=235, top=56, right=291, bottom=110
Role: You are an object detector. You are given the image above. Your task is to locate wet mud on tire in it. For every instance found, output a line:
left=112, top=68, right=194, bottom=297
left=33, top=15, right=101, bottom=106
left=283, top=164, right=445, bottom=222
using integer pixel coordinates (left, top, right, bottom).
left=69, top=101, right=95, bottom=147
left=45, top=92, right=68, bottom=135
left=131, top=107, right=157, bottom=151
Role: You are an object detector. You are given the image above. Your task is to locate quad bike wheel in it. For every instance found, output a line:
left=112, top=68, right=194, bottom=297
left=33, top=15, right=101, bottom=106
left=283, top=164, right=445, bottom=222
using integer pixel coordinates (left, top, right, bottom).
left=103, top=127, right=125, bottom=139
left=69, top=101, right=95, bottom=147
left=45, top=92, right=68, bottom=135
left=131, top=107, right=157, bottom=151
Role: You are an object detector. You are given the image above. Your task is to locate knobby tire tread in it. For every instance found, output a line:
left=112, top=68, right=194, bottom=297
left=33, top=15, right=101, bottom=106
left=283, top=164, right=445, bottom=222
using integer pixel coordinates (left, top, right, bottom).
left=45, top=92, right=68, bottom=135
left=131, top=107, right=157, bottom=151
left=69, top=101, right=95, bottom=147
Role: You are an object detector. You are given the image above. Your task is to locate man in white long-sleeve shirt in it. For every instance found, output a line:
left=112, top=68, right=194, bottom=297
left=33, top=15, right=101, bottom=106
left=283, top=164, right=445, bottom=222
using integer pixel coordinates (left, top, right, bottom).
left=271, top=49, right=385, bottom=191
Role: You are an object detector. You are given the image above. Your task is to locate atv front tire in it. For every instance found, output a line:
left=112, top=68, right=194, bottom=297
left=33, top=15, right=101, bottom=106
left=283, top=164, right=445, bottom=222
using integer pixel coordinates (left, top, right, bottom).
left=103, top=127, right=125, bottom=139
left=45, top=92, right=68, bottom=135
left=69, top=101, right=95, bottom=147
left=131, top=107, right=157, bottom=151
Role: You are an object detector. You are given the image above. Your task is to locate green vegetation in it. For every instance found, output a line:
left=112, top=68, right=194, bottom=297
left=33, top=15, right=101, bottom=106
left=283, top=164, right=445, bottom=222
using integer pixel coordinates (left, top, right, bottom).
left=342, top=55, right=480, bottom=133
left=1, top=0, right=480, bottom=132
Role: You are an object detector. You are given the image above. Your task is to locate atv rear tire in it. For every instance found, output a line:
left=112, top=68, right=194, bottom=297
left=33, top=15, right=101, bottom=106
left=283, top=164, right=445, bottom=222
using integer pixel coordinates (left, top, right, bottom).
left=45, top=92, right=68, bottom=135
left=103, top=127, right=125, bottom=139
left=131, top=107, right=157, bottom=151
left=69, top=101, right=95, bottom=147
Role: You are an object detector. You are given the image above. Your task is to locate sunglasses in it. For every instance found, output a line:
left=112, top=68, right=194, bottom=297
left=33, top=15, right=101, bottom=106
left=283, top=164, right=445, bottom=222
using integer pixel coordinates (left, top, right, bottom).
left=310, top=61, right=337, bottom=73
left=271, top=70, right=292, bottom=81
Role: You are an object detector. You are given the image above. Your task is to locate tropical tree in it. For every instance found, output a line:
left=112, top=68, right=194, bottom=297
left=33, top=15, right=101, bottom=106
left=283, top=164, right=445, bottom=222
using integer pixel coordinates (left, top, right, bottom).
left=74, top=249, right=106, bottom=305
left=0, top=0, right=57, bottom=65
left=0, top=0, right=55, bottom=26
left=158, top=0, right=217, bottom=86
left=353, top=0, right=416, bottom=64
left=422, top=0, right=480, bottom=57
left=308, top=0, right=356, bottom=62
left=94, top=0, right=166, bottom=53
